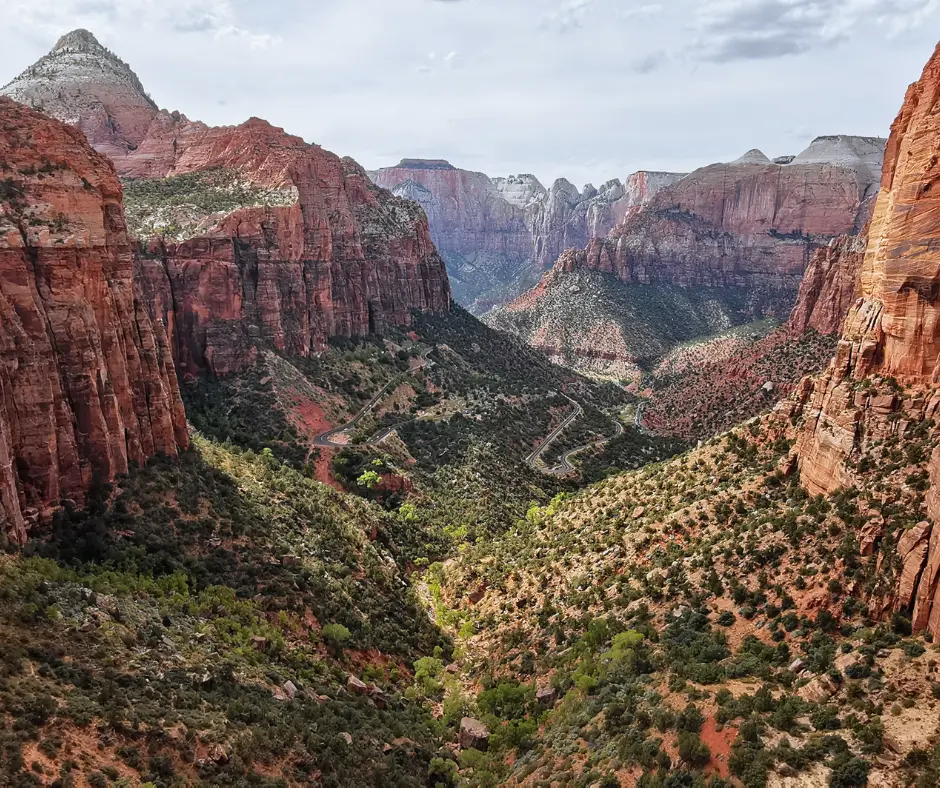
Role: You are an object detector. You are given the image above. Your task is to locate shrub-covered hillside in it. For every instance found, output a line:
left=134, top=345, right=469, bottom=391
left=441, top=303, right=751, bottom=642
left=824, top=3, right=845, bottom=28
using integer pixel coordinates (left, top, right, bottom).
left=423, top=384, right=940, bottom=787
left=0, top=435, right=456, bottom=786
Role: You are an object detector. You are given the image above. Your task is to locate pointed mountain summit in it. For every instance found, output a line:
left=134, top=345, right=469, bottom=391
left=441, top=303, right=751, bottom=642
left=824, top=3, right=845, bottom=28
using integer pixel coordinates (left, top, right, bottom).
left=732, top=148, right=772, bottom=164
left=0, top=28, right=158, bottom=156
left=52, top=28, right=108, bottom=53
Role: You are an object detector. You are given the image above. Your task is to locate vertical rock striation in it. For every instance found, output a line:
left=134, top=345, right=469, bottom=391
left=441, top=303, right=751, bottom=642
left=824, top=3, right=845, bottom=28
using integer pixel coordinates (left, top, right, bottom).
left=787, top=234, right=867, bottom=336
left=0, top=98, right=187, bottom=544
left=127, top=126, right=451, bottom=377
left=791, top=43, right=940, bottom=640
left=371, top=160, right=685, bottom=310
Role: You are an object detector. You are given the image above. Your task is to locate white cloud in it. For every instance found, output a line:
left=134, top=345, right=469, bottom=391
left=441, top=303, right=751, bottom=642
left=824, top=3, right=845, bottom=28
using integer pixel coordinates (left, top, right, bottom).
left=0, top=0, right=937, bottom=187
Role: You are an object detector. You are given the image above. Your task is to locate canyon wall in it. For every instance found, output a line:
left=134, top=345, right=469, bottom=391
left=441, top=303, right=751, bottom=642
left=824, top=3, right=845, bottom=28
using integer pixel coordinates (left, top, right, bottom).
left=0, top=98, right=187, bottom=544
left=372, top=160, right=684, bottom=310
left=791, top=43, right=940, bottom=640
left=3, top=31, right=452, bottom=378
left=787, top=234, right=867, bottom=335
left=371, top=161, right=534, bottom=310
left=126, top=122, right=451, bottom=377
left=564, top=140, right=883, bottom=292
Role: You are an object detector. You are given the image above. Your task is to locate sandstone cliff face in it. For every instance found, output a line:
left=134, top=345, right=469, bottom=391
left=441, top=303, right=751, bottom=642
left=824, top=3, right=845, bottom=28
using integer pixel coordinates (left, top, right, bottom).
left=589, top=143, right=881, bottom=292
left=372, top=161, right=533, bottom=309
left=0, top=98, right=187, bottom=544
left=372, top=161, right=685, bottom=310
left=788, top=234, right=866, bottom=335
left=796, top=46, right=940, bottom=494
left=133, top=146, right=450, bottom=377
left=4, top=32, right=452, bottom=378
left=791, top=43, right=940, bottom=640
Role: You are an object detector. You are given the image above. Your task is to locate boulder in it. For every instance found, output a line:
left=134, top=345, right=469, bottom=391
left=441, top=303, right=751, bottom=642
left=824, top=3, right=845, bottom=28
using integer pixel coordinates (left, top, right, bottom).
left=797, top=675, right=838, bottom=703
left=459, top=717, right=490, bottom=751
left=536, top=687, right=558, bottom=706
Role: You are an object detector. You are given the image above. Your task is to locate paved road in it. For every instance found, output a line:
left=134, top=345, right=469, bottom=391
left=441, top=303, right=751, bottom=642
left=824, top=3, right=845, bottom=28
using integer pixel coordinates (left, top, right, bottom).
left=543, top=417, right=625, bottom=475
left=312, top=348, right=432, bottom=449
left=524, top=393, right=583, bottom=468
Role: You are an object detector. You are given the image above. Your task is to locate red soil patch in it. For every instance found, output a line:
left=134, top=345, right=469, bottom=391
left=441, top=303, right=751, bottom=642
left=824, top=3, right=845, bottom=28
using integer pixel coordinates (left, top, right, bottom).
left=294, top=400, right=333, bottom=439
left=701, top=716, right=736, bottom=778
left=287, top=400, right=343, bottom=489
left=313, top=446, right=341, bottom=490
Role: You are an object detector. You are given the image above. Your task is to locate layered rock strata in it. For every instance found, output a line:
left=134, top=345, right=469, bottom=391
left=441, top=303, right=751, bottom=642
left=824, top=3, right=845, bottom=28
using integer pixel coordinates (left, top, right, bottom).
left=372, top=160, right=684, bottom=309
left=791, top=43, right=940, bottom=640
left=0, top=98, right=187, bottom=544
left=3, top=31, right=452, bottom=378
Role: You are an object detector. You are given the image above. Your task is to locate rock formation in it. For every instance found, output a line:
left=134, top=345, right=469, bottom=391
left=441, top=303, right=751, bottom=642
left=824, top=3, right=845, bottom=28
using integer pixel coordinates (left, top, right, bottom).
left=125, top=122, right=451, bottom=377
left=0, top=98, right=187, bottom=544
left=568, top=137, right=883, bottom=293
left=372, top=160, right=685, bottom=311
left=787, top=234, right=866, bottom=335
left=0, top=29, right=159, bottom=160
left=791, top=43, right=940, bottom=640
left=490, top=136, right=885, bottom=374
left=3, top=31, right=452, bottom=378
left=371, top=161, right=534, bottom=310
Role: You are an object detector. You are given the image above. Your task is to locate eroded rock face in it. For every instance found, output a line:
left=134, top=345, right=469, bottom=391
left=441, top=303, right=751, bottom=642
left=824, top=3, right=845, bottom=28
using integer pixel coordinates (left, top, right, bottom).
left=585, top=143, right=881, bottom=292
left=4, top=32, right=452, bottom=378
left=791, top=43, right=940, bottom=641
left=128, top=132, right=451, bottom=377
left=788, top=235, right=867, bottom=335
left=797, top=44, right=940, bottom=494
left=372, top=161, right=534, bottom=309
left=0, top=99, right=187, bottom=544
left=371, top=160, right=685, bottom=310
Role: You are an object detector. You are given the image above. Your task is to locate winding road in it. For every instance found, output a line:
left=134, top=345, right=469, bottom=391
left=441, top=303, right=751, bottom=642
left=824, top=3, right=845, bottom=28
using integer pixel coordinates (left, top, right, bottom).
left=525, top=394, right=626, bottom=476
left=312, top=348, right=433, bottom=449
left=313, top=348, right=631, bottom=477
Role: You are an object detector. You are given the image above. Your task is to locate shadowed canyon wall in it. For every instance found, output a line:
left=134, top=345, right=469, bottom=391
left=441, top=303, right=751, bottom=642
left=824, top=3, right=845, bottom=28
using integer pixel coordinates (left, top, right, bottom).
left=0, top=99, right=187, bottom=544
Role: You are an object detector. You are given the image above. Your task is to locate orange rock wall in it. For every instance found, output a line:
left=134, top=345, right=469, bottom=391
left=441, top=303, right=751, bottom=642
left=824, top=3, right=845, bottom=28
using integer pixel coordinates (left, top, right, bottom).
left=0, top=99, right=187, bottom=544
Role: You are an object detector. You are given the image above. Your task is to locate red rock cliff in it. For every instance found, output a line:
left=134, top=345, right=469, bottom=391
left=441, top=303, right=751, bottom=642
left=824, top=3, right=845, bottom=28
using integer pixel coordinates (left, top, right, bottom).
left=790, top=43, right=940, bottom=640
left=3, top=32, right=452, bottom=378
left=0, top=99, right=187, bottom=544
left=787, top=234, right=866, bottom=335
left=796, top=44, right=940, bottom=495
left=563, top=145, right=881, bottom=293
left=127, top=122, right=451, bottom=377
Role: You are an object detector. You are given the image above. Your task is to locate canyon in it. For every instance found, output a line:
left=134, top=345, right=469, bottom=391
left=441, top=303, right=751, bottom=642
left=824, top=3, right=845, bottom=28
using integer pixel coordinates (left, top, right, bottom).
left=371, top=159, right=684, bottom=311
left=4, top=19, right=940, bottom=788
left=487, top=135, right=885, bottom=377
left=1, top=30, right=452, bottom=379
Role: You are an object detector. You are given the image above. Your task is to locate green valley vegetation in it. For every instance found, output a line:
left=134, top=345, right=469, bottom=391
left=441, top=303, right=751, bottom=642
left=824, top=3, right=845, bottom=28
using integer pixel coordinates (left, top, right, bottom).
left=122, top=167, right=298, bottom=242
left=5, top=309, right=940, bottom=787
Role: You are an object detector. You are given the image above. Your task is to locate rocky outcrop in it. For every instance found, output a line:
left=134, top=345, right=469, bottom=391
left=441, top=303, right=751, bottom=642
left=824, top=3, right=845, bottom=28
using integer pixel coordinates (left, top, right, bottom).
left=372, top=160, right=684, bottom=311
left=788, top=234, right=866, bottom=335
left=491, top=136, right=885, bottom=372
left=0, top=98, right=187, bottom=544
left=0, top=30, right=158, bottom=160
left=791, top=42, right=940, bottom=640
left=4, top=32, right=452, bottom=378
left=133, top=147, right=450, bottom=377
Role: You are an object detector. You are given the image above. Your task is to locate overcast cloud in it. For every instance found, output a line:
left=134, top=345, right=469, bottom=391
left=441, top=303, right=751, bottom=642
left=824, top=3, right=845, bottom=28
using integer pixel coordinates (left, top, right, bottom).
left=0, top=0, right=937, bottom=186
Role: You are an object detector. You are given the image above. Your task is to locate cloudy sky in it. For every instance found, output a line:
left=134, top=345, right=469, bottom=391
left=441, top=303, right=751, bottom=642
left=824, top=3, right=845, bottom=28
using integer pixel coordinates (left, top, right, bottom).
left=1, top=0, right=938, bottom=186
